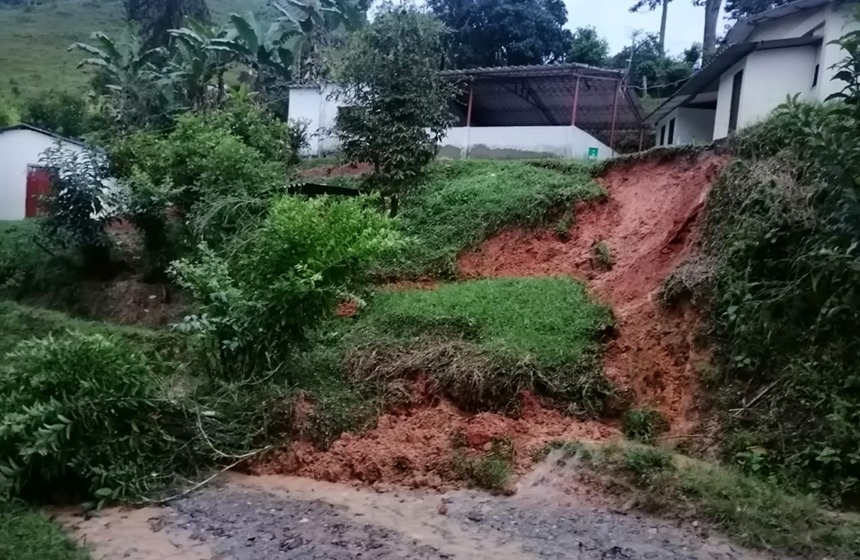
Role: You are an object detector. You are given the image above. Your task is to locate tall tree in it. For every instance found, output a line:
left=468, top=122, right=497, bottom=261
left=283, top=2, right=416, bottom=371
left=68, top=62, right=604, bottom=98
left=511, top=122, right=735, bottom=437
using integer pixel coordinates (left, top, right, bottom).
left=124, top=0, right=211, bottom=49
left=630, top=0, right=672, bottom=55
left=334, top=2, right=455, bottom=209
left=567, top=26, right=609, bottom=66
left=694, top=0, right=723, bottom=59
left=724, top=0, right=792, bottom=19
left=609, top=33, right=696, bottom=98
left=427, top=0, right=572, bottom=68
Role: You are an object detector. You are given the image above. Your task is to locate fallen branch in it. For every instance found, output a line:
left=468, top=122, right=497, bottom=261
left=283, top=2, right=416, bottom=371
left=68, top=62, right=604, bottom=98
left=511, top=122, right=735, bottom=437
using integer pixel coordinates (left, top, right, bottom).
left=730, top=381, right=778, bottom=418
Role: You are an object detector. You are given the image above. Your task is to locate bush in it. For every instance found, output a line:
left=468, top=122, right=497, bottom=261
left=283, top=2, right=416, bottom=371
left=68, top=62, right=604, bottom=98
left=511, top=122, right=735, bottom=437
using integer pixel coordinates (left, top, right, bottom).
left=452, top=437, right=514, bottom=493
left=21, top=90, right=91, bottom=138
left=622, top=408, right=669, bottom=444
left=171, top=195, right=402, bottom=377
left=0, top=332, right=182, bottom=500
left=38, top=144, right=117, bottom=276
left=0, top=221, right=80, bottom=300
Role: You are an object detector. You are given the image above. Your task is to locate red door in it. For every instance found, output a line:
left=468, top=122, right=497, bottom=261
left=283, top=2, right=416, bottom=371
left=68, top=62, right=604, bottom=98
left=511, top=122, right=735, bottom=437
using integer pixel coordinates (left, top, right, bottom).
left=25, top=166, right=53, bottom=218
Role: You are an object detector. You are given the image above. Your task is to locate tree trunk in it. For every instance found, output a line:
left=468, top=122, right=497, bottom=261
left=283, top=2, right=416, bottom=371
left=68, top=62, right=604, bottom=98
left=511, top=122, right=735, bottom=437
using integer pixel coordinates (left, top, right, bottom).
left=702, top=0, right=723, bottom=60
left=659, top=0, right=669, bottom=56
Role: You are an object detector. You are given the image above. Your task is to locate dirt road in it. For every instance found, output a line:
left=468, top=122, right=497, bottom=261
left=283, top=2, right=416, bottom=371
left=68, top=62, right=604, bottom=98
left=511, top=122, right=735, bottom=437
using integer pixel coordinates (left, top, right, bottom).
left=58, top=454, right=779, bottom=560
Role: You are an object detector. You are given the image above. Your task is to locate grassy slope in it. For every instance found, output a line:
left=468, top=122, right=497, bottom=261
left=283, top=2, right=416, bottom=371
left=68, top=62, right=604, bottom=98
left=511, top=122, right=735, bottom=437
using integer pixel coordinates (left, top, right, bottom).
left=384, top=160, right=604, bottom=278
left=0, top=503, right=88, bottom=560
left=0, top=0, right=271, bottom=99
left=549, top=442, right=860, bottom=559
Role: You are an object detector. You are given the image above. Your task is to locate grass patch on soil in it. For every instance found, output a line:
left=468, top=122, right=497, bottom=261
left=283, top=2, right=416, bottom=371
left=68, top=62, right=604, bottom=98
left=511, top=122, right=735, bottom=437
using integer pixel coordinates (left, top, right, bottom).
left=551, top=441, right=860, bottom=558
left=344, top=277, right=615, bottom=415
left=451, top=436, right=515, bottom=494
left=382, top=159, right=604, bottom=278
left=0, top=502, right=88, bottom=560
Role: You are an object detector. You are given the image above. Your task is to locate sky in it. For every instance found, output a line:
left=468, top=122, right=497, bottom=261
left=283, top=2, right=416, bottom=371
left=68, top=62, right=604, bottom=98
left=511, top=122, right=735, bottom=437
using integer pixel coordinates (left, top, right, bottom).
left=564, top=0, right=730, bottom=56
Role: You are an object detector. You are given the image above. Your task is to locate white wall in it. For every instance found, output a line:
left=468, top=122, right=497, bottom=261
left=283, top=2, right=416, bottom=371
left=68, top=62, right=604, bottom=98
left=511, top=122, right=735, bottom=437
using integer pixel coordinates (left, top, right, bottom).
left=438, top=125, right=615, bottom=160
left=820, top=3, right=860, bottom=101
left=288, top=85, right=343, bottom=157
left=712, top=46, right=818, bottom=140
left=675, top=108, right=716, bottom=145
left=0, top=129, right=85, bottom=220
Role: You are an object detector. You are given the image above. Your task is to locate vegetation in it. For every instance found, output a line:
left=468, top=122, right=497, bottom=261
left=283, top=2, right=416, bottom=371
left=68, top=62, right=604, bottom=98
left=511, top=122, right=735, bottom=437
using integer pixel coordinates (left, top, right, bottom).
left=557, top=442, right=860, bottom=559
left=0, top=220, right=81, bottom=301
left=383, top=160, right=604, bottom=278
left=172, top=195, right=401, bottom=377
left=592, top=241, right=613, bottom=270
left=622, top=408, right=669, bottom=444
left=334, top=2, right=455, bottom=202
left=0, top=502, right=88, bottom=560
left=452, top=436, right=514, bottom=493
left=344, top=278, right=614, bottom=415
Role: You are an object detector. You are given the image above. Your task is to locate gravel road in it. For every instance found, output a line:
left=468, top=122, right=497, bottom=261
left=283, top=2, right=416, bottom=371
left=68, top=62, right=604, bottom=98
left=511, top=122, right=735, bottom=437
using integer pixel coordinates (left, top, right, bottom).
left=59, top=455, right=783, bottom=560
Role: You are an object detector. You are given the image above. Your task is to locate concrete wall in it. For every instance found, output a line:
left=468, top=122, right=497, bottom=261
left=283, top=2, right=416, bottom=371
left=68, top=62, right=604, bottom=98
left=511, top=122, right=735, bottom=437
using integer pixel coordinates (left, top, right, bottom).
left=0, top=129, right=85, bottom=220
left=288, top=85, right=343, bottom=157
left=438, top=125, right=615, bottom=160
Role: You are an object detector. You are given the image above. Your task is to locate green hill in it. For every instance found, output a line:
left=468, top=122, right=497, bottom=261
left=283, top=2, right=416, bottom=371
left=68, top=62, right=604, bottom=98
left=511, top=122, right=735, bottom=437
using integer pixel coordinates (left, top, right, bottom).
left=0, top=0, right=271, bottom=100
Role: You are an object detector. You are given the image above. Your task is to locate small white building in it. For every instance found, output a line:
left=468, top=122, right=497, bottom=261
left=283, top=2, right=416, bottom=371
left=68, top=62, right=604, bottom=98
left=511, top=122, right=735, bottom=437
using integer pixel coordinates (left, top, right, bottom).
left=0, top=124, right=87, bottom=220
left=648, top=0, right=860, bottom=145
left=289, top=64, right=648, bottom=161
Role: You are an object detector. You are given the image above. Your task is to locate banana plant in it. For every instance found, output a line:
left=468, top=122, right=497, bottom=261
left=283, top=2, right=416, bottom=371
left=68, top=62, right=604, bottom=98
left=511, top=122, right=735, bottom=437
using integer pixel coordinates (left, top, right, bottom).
left=69, top=28, right=174, bottom=129
left=209, top=11, right=294, bottom=90
left=272, top=0, right=366, bottom=81
left=168, top=22, right=234, bottom=109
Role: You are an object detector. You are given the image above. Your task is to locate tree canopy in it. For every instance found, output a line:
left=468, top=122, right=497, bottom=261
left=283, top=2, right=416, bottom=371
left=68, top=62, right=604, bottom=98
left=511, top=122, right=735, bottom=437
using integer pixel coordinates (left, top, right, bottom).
left=124, top=0, right=211, bottom=49
left=609, top=32, right=698, bottom=98
left=724, top=0, right=793, bottom=19
left=567, top=26, right=609, bottom=67
left=334, top=3, right=455, bottom=201
left=427, top=0, right=572, bottom=68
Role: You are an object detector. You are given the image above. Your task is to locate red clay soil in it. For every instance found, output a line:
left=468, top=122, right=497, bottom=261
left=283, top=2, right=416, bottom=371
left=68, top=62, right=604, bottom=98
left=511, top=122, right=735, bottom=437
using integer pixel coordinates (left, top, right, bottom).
left=460, top=152, right=730, bottom=433
left=250, top=389, right=616, bottom=489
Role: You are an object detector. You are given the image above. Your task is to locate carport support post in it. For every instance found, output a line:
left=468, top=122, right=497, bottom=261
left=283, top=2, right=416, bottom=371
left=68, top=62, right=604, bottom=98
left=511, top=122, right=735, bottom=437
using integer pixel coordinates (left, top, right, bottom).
left=465, top=83, right=474, bottom=160
left=638, top=128, right=645, bottom=152
left=570, top=75, right=581, bottom=127
left=609, top=79, right=621, bottom=152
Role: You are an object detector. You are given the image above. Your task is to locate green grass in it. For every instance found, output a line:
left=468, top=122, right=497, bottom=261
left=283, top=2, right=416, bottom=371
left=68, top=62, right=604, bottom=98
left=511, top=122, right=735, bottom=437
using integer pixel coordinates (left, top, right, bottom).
left=384, top=159, right=604, bottom=278
left=361, top=278, right=611, bottom=367
left=343, top=277, right=615, bottom=415
left=0, top=0, right=272, bottom=100
left=556, top=442, right=860, bottom=558
left=621, top=408, right=669, bottom=444
left=0, top=299, right=178, bottom=356
left=0, top=502, right=88, bottom=560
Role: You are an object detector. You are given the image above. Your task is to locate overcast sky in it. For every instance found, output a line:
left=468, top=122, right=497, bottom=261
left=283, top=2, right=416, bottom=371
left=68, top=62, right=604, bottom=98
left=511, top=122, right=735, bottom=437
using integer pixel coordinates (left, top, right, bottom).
left=564, top=0, right=731, bottom=55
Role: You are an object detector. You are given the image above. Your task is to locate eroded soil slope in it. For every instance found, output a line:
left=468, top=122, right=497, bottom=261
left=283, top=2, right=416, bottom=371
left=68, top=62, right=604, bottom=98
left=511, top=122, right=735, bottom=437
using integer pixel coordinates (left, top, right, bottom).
left=460, top=152, right=729, bottom=432
left=257, top=151, right=729, bottom=487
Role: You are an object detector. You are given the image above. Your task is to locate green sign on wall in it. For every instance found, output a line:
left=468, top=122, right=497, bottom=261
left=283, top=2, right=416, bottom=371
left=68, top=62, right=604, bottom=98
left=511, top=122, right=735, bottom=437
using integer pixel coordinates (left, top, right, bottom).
left=587, top=147, right=599, bottom=161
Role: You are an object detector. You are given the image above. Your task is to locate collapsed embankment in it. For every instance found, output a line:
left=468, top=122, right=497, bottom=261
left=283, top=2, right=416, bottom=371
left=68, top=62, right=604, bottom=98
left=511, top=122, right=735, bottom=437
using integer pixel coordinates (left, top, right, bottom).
left=254, top=149, right=730, bottom=488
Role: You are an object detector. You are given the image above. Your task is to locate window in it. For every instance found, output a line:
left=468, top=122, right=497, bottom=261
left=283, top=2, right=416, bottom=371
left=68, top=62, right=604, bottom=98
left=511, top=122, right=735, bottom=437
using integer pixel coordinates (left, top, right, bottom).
left=668, top=118, right=676, bottom=145
left=729, top=70, right=744, bottom=133
left=660, top=125, right=666, bottom=146
left=813, top=64, right=820, bottom=87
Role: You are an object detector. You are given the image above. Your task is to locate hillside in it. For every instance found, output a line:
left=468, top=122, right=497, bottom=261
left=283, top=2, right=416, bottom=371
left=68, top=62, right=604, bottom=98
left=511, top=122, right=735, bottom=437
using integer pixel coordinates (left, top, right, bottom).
left=0, top=0, right=271, bottom=99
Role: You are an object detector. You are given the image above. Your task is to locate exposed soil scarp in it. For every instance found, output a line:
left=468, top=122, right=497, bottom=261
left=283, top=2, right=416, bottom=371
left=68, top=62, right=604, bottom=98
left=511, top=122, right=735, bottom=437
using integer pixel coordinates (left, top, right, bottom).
left=459, top=152, right=730, bottom=432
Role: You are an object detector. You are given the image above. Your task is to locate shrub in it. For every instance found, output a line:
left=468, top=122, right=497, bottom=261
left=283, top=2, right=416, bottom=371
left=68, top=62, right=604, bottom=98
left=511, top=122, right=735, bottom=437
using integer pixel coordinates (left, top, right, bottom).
left=38, top=144, right=117, bottom=276
left=21, top=90, right=91, bottom=138
left=171, top=196, right=402, bottom=377
left=452, top=437, right=514, bottom=493
left=592, top=241, right=613, bottom=270
left=0, top=221, right=80, bottom=300
left=622, top=408, right=669, bottom=444
left=0, top=332, right=181, bottom=500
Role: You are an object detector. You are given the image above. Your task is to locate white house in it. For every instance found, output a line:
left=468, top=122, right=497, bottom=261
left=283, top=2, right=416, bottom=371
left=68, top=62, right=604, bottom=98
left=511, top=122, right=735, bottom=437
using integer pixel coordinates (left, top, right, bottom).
left=289, top=64, right=648, bottom=161
left=648, top=0, right=860, bottom=145
left=0, top=124, right=87, bottom=220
